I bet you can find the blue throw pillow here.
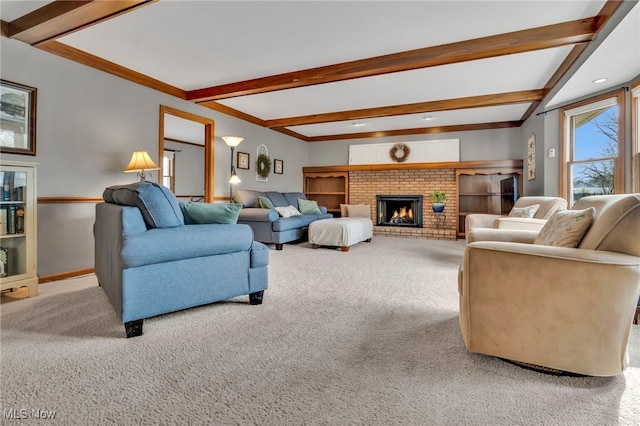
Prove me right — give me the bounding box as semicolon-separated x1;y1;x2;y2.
179;202;243;224
103;182;184;228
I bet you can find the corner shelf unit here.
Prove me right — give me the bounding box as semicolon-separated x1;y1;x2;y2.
0;161;38;297
456;168;523;238
303;171;348;216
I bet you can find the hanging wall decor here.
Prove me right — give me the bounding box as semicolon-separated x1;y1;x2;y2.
389;143;410;162
256;144;270;182
527;133;536;181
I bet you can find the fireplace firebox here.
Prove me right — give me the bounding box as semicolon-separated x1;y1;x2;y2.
376;195;423;228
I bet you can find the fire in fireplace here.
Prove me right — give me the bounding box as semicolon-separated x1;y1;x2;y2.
376;195;423;227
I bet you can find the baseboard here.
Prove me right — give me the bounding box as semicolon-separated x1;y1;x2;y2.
39;268;95;284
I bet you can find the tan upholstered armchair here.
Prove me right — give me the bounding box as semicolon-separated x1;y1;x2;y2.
466;196;567;237
459;194;640;376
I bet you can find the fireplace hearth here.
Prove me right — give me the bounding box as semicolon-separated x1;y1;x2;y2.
376;195;423;228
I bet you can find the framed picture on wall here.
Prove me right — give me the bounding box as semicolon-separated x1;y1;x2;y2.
527;133;536;181
274;159;283;174
0;80;37;156
237;152;250;170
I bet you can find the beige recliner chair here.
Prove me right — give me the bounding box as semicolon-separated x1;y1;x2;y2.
466;196;567;237
459;194;640;376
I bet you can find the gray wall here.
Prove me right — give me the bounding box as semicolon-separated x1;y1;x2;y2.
1;37;309;277
307;127;524;166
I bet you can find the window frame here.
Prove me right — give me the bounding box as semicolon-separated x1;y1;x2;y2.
559;90;625;203
631;80;640;193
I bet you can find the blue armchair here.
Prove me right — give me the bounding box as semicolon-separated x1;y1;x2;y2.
94;182;268;338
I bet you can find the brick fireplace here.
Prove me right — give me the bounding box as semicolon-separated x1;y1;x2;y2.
348;169;457;240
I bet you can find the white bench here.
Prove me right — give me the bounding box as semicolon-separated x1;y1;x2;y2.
308;217;373;251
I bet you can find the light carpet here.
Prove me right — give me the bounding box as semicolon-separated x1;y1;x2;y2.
1;236;639;425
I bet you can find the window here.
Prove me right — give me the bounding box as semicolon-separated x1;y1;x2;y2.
560;91;624;205
163;150;176;192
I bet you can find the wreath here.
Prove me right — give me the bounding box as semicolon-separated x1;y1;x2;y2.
389;143;411;162
256;154;271;178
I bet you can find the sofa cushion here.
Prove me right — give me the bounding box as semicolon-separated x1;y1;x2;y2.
298;198;322;215
120;223;253;268
284;192;307;208
179;202;242;224
534;207;595;248
233;190;265;208
264;191;289;207
508;204;539;218
258;196;276;210
272;216;307;232
103;182;184;229
275;205;302;218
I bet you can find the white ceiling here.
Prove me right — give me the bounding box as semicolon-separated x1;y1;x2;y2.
2;0;638;141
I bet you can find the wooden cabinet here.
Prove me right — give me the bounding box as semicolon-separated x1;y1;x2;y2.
0;161;38;297
457;168;523;238
303;171;348;216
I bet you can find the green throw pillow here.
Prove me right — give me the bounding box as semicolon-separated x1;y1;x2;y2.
298;198;322;215
179;202;242;224
258;196;276;210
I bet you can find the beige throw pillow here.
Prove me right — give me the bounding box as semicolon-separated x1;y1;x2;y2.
534;207;595;248
346;204;370;218
340;203;367;217
509;204;540;218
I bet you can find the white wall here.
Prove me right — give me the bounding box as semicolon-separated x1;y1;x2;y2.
307;127;523;166
1;37;309;277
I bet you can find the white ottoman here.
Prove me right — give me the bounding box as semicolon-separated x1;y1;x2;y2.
309;217;373;251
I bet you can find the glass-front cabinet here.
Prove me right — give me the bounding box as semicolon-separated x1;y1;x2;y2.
0;161;37;297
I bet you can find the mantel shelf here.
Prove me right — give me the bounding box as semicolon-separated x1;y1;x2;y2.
303;159;523;173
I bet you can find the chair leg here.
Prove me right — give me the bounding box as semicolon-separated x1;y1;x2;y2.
275;244;283;250
249;291;264;305
125;319;144;338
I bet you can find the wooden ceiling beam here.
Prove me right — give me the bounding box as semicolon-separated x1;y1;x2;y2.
302;121;523;143
186;18;597;102
7;0;157;46
265;90;544;128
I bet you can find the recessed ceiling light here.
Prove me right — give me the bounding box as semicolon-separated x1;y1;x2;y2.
351;122;366;127
592;78;608;84
422;115;435;121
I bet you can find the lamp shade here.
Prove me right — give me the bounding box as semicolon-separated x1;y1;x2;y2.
124;151;160;173
229;172;241;184
222;136;243;147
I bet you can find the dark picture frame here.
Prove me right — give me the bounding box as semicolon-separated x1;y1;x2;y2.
274;159;283;174
237;152;250;170
0;80;37;156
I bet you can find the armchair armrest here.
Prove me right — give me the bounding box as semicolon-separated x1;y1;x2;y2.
466;213;502;230
460;241;640;376
237;208;279;222
466;228;539;244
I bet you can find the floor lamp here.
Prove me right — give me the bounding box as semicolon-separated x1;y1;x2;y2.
222;136;243;202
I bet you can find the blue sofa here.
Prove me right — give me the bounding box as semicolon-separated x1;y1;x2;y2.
233;190;333;250
94;182;269;338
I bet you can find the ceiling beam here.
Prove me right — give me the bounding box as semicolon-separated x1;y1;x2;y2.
186;18;597;102
519;0;624;123
7;0;157;46
199;101;311;141
264;90;544;128
302;121;522;143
